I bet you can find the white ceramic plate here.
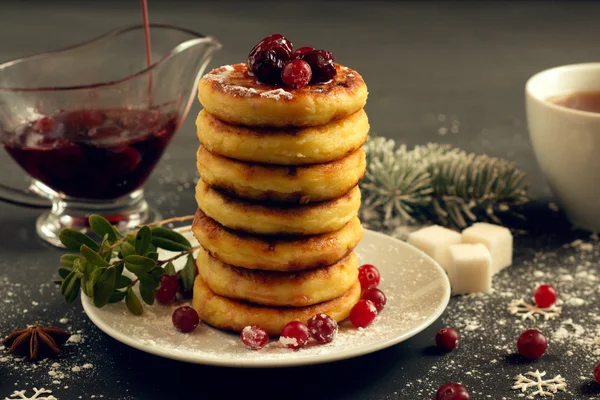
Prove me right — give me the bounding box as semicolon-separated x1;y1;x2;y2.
82;228;450;367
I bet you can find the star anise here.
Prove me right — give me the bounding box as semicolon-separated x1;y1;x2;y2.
2;324;71;361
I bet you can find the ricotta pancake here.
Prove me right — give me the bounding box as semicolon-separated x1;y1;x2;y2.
195;180;361;235
197;63;368;127
197;145;366;203
192;276;361;336
195;108;369;165
192;209;363;271
196;247;358;307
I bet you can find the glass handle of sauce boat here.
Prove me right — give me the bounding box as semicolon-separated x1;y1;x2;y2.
0;182;50;208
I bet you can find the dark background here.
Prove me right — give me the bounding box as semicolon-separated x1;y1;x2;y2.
1;1;599;399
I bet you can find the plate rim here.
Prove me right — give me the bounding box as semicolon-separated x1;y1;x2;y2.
81;228;451;368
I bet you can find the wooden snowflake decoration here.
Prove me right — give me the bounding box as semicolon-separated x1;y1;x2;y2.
4;388;57;400
512;370;567;398
508;299;561;321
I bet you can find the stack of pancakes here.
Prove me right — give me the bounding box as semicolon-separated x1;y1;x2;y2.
191;63;369;335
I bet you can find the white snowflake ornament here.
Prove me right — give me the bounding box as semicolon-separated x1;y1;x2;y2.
508;299;561;321
512;370;567;398
4;388;57;400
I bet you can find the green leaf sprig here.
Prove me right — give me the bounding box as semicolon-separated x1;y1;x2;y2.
55;214;198;315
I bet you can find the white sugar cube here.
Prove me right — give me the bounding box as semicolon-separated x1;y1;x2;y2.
449;243;492;295
407;225;462;276
461;222;513;273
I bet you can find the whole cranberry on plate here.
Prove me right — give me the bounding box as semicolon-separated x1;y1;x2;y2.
517;329;547;359
349;299;378;328
361;287;387;312
247;34;293;84
358;264;381;290
307;313;338;344
280;321;310;350
172;306;200;333
241;325;269;350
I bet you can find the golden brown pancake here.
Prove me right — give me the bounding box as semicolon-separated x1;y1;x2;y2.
197;145;366;203
196;247;358;307
192;276;361;335
195;179;361;235
195;109;369;165
197;63;368;127
192;209;363;271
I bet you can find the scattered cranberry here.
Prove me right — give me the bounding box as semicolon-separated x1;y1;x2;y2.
594;361;600;384
435;383;471;400
358;264;381;290
155;274;180;304
292;46;315;59
307;314;338;344
534;284;557;308
361;288;386;312
281;59;312;89
172;306;200;333
280;321;310;350
298;50;336;83
435;328;460;351
247;34;293;84
349;299;378;328
517;329;548;359
241;325;269;350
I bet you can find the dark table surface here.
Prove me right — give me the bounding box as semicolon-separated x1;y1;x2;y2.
1;1;600;399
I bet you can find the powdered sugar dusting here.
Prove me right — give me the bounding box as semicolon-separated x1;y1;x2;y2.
202;65;294;100
259;89;293;100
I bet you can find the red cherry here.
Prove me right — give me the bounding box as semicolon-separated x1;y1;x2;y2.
172;306;200;333
436;383;471;400
435;328;460;351
280;321;310;350
155;274;179;304
517;329;548;359
349;299;377;328
307;314;338;344
247;34;293;84
281;60;312;89
534;285;557;308
293;46;315;59
298;50;336;83
594;361;600;384
358;264;381;290
361;288;386;312
241;325;269;350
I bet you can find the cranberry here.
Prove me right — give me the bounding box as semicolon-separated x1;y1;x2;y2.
241;325;269;350
349;299;378;328
361;288;386;312
281;60;312;89
594;361;600;384
172;306;200;333
436;383;471;400
280;321;310;350
299;50;336;83
247;34;293;84
293;46;315;59
155;274;180;304
534;284;557;308
358;264;381;290
435;328;460;351
307;314;338;344
517;329;548;359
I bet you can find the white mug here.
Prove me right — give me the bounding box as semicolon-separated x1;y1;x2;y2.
526;63;600;232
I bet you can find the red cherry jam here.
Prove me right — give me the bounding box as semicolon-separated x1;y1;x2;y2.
247;34;293;84
1;108;177;200
299;50;336;83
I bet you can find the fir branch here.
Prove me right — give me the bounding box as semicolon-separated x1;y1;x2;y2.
361;138;529;228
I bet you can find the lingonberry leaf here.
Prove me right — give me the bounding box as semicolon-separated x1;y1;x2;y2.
65;279;80;304
151;227;191;251
60;271;77;297
146;251;159;262
119;242;136;259
59;229;99;252
93;267;116;308
124;255;156;276
80;244;110;267
164;261;177;276
59;254;80;268
108;290;127;304
58;267;71;280
115;275;132;289
89;214;117;242
139;275;156;306
125;287;143;316
135;226;152;255
179;254;196;293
